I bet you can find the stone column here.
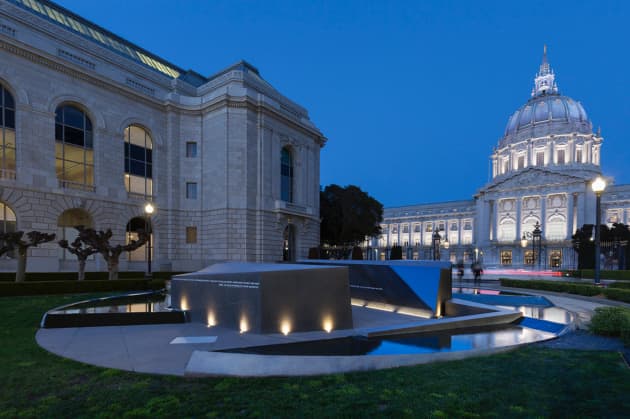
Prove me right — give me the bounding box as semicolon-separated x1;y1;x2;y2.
516;198;522;241
541;193;547;238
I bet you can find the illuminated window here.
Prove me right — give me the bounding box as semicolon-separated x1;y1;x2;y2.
186;141;197;158
126;217;151;262
0;202;16;258
402;225;409;233
124;125;152;197
500;250;512;265
524;250;534;265
185;226;197;244
517;155;525;169
413;224;421;233
186;182;197;199
58;209;93;260
0;85;15;178
281;147;293;202
557;149;565;164
498;219;516;242
55;104;93;190
536;151;545;166
576;148;582;163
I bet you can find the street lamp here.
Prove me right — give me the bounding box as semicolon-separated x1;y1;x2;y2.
432;230;441;260
592;176;607;284
532;221;542;270
144;202;155;278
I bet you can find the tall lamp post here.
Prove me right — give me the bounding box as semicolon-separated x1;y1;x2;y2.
432;230;441;260
532;221;542;270
144;202;155;278
592;176;607;284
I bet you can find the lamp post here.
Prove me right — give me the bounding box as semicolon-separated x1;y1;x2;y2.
532;222;542;270
432;230;441;260
592;176;607;284
144;202;155;278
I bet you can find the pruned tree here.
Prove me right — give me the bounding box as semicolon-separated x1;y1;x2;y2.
77;227;148;280
58;226;100;281
0;231;56;282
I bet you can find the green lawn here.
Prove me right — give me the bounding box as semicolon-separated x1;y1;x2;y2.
1;294;629;418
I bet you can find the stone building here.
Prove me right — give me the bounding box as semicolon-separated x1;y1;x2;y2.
0;0;326;272
377;48;630;269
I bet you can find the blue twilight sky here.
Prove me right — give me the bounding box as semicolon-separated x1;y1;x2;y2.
53;0;630;208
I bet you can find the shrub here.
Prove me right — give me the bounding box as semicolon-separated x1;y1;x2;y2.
0;279;165;297
603;288;630;303
588;306;630;340
610;281;630;290
351;246;363;260
390;245;402;260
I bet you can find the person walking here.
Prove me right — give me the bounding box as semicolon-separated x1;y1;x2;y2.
471;262;483;283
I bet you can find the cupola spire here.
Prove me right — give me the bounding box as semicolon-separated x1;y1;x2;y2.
532;45;558;97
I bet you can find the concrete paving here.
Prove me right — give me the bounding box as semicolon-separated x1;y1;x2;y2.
35;287;629;377
36;306;421;376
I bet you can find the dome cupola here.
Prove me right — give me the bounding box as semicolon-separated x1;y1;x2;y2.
490;47;602;180
501;46;592;144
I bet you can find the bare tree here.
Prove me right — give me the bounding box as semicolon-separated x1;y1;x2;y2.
77;227;148;280
0;231;56;282
58;226;100;281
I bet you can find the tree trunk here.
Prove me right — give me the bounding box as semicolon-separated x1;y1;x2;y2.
108;258;119;280
78;258;86;281
16;248;27;282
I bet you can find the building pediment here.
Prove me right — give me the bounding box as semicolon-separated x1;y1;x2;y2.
479;168;591;195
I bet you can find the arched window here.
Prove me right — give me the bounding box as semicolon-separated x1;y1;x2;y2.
0;202;16;258
498;218;516;242
126;217;151;261
280;147;293;202
124;125;153;197
55;104;94;190
57;209;93;260
546;214;566;241
0;85;15;179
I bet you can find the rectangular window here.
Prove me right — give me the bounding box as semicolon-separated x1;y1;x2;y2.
186;142;197;158
518;155;525;169
186;226;197;244
500;250;513;265
186;182;197;199
557;149;565;164
536;151;545;166
576;148;582;163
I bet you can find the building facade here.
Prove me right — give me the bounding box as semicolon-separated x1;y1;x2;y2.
0;0;326;272
378;48;630;269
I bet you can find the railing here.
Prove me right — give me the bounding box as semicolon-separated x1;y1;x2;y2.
0;169;16;180
58;180;95;192
274;200;314;216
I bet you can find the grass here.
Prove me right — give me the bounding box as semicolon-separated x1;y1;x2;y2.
1;294;630;418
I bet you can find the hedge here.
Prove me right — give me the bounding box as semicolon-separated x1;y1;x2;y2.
0;279;166;297
499;279;601;296
0;271;187;282
603;288;630;303
499;278;630;303
610;281;630;290
564;270;630;280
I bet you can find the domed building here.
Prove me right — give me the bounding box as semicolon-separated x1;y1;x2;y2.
378;48;630;269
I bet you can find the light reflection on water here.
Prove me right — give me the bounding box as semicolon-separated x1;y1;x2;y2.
370;326;554;355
